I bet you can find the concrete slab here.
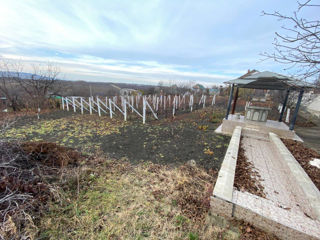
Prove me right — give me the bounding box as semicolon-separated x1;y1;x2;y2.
218;114;303;141
213;126;242;202
269;132;320;221
211;127;320;239
232;190;320;240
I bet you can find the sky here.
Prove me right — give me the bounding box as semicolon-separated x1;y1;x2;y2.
0;0;318;86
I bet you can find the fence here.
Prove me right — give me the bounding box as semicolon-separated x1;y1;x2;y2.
61;93;218;124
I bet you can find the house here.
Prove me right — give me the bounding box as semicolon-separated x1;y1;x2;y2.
209;88;220;95
111;84;142;96
192;84;206;93
120;88;142;96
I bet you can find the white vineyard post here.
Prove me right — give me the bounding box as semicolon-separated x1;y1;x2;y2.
80;97;84;114
199;94;203;106
72;97;76;112
89;97;92;115
66;97;69;111
172;97;175;116
190;95;193;112
136;95;139;109
131;95;134;112
164;95;166;110
212;94;216;106
153;95;156;109
168;95;171;108
160;95;163;109
62;97;65;110
105;97;108;108
203;95;206;108
156;97;159;112
123;98;127;121
97;96;101;117
286;108;290;123
113;96;116;111
143;96;146;124
109;98;113;119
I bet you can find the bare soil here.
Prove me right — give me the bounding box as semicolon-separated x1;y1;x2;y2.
4;108;230;172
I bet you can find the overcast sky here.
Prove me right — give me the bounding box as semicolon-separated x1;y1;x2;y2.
0;0;318;86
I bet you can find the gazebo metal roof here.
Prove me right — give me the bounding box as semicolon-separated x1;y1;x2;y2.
224;71;315;90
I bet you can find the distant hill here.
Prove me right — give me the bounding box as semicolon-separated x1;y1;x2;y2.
0;71;43;79
1;71;171;97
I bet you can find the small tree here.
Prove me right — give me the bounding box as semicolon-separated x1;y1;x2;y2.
262;0;320;80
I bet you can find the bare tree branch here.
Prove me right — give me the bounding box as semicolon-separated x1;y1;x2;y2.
261;0;320;82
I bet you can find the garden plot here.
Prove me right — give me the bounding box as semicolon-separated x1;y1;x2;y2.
3;108;229;171
1;108;281;240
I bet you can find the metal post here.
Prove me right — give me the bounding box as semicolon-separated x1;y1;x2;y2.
279;89;290;122
225;84;234;120
143;97;146;124
231;87;239;114
289;88;304;130
109;98;113;119
97;96;101;117
62;97;65;110
66;97;69;111
89;97;92;115
123;98;127;121
72;97;76;112
80;97;84;114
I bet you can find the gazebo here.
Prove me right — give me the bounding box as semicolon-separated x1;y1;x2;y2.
219;70;315;138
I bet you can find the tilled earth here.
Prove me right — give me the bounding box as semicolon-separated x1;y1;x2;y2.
103;119;230;171
4;108;230;171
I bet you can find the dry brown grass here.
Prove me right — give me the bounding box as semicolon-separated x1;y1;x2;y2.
37;157;243;240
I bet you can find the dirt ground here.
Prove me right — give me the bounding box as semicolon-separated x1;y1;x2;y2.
102;117;229;171
1;107;280;240
4;108;230;171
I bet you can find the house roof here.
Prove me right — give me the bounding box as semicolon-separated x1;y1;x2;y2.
224;70;316;90
193;84;205;90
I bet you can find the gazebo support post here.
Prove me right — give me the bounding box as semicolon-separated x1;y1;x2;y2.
279;89;290;122
289;88;304;131
225;84;234;120
231;87;239;114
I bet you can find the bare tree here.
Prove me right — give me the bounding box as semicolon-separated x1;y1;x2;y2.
262;0;320;80
16;62;60;110
0;59;24;111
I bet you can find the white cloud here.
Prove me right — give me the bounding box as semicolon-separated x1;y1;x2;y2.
0;0;312;84
1;53;234;85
